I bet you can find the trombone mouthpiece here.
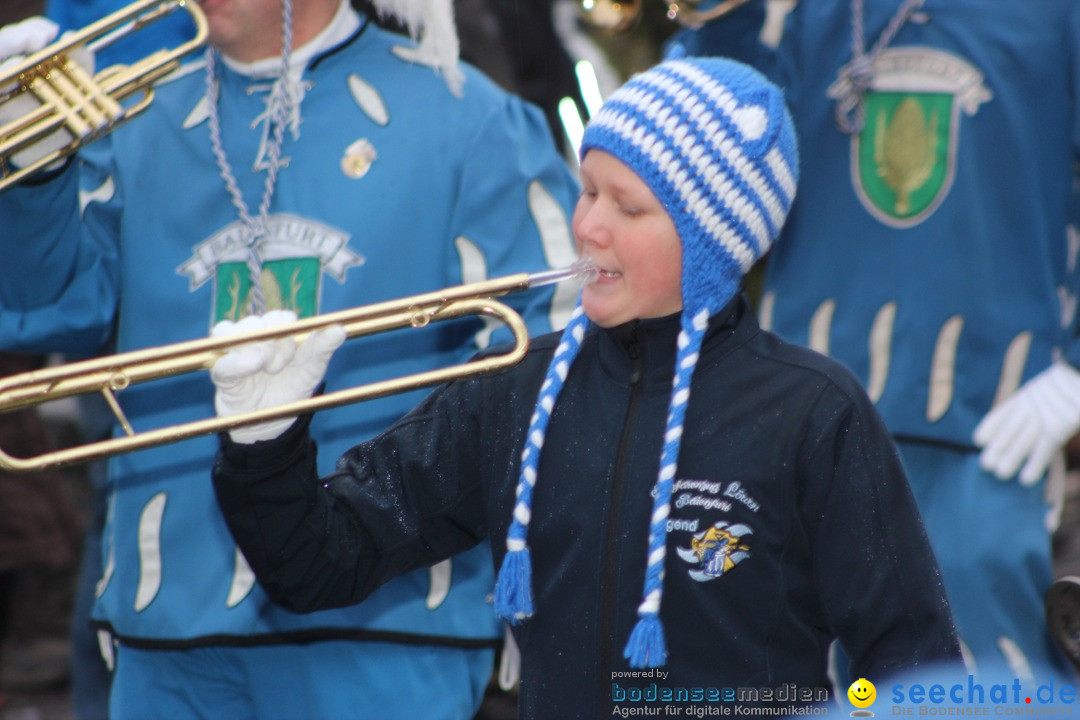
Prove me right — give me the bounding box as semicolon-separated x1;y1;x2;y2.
526;257;599;288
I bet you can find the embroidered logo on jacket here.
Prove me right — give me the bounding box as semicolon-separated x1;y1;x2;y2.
676;521;753;582
177;213;364;322
827;47;992;228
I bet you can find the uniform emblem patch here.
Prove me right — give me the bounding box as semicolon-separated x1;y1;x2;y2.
828;47;992;228
676;521;753;582
177;213;364;323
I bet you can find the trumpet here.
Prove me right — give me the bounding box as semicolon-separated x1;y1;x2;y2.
0;261;597;473
0;0;208;192
579;0;753;32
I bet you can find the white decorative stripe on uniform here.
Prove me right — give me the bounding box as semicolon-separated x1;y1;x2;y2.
347;73;389;126
1068;224;1080;275
992;331;1032;408
1058;285;1077;332
499;626;521;691
426;559;451;610
97;630;115;671
182;95;211;129
527;180;578;331
79;177;115;216
758;291;775;332
95;492;116;599
997;636;1033;684
927;315;964;423
134;492;167;612
226;547;256;608
454;236;497;350
809;299;836;356
959;639;977;674
867;302;897;403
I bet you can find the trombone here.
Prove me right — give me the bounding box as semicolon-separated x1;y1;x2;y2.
0;262;596;473
0;0;208;191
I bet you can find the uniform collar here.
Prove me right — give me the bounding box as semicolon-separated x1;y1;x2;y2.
220;0;362;79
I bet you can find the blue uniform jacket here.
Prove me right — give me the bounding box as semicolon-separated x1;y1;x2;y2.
0;4;579;646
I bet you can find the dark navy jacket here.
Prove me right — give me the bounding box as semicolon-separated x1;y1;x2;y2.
213;295;960;718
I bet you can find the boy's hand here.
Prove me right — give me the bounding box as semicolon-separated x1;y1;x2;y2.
973;362;1080;485
210;310;346;444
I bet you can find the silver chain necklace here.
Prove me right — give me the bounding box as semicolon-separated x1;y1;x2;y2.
835;0;926;134
204;0;296;315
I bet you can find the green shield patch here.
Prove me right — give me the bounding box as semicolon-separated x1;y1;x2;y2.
214;257;322;323
856;91;954;226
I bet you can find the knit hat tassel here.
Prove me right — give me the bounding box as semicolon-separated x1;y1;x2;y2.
494;546;535;623
495;304;589;625
624;612;668;669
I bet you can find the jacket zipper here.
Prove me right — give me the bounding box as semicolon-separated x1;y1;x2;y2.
598;323;645;714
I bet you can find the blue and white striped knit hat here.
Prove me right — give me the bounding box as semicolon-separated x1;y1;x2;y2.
494;57;798;668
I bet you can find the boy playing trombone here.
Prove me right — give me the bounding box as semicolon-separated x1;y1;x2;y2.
210;56;961;717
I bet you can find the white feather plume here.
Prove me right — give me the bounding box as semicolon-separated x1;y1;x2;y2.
368;0;463;95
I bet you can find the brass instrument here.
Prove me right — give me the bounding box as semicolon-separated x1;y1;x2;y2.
579;0;753;32
0;0;209;191
0;263;596;473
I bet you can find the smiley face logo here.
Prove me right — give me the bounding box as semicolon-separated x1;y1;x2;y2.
847;678;877;715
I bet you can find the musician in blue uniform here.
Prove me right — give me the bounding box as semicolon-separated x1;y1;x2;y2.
667;0;1080;676
0;0;579;717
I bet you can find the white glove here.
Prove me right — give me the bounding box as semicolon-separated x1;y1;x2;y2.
973;361;1080;486
0;16;95;171
210;310;346;444
0;16;58;60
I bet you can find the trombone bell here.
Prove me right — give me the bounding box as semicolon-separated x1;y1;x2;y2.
0;0;208;192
